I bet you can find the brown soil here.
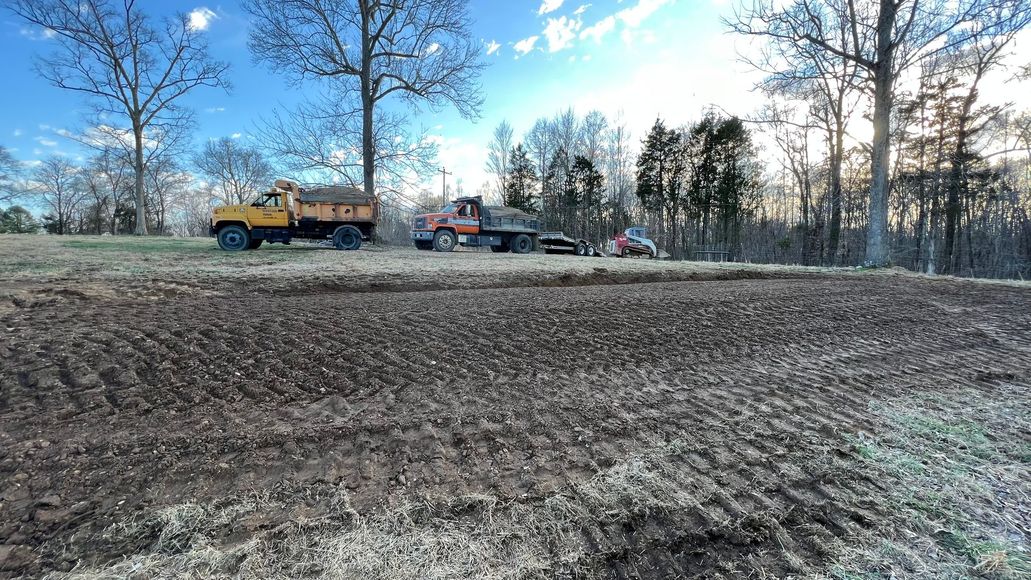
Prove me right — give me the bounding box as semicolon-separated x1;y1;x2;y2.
1;242;1029;578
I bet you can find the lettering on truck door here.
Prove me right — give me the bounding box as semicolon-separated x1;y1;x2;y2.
452;203;480;234
247;193;288;227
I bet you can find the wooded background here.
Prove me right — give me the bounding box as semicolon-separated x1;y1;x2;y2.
1;0;1029;280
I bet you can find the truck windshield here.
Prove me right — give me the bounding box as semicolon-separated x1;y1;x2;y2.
439;203;458;214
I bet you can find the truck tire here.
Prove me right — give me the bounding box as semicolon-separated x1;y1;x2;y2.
248;239;264;250
217;225;250;252
575;242;587;256
587;244;597;257
510;234;533;254
333;225;362;251
433;229;457;252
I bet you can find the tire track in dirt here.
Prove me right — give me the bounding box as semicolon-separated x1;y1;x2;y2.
1;276;1030;577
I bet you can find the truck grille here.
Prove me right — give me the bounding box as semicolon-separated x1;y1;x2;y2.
414;217;427;229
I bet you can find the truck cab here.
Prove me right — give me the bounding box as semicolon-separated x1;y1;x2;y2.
411;197;540;254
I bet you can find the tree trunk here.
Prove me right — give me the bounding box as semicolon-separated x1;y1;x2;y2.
133;122;148;235
827;124;844;266
865;0;896;267
361;5;376;202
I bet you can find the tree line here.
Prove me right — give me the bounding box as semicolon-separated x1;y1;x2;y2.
2;0;1030;279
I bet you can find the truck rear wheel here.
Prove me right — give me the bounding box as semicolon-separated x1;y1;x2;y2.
510;234;533;254
217;225;250;252
433;229;457;252
333;225;362;251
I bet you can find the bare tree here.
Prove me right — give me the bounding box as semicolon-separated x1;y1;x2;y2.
581;110;609;166
605;114;634;217
11;0;230;235
526;117;556;222
243;0;485;201
32;156;84;235
940;5;1031;273
193;138;274;205
257;98;437;192
146;154;193;234
0;146;23;203
730;0;1029;266
486;120;514;202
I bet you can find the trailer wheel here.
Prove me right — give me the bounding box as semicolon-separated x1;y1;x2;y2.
575;242;587;256
433;229;457;252
587;244;597;257
248;239;264;250
217;225;250;252
333;225;362;251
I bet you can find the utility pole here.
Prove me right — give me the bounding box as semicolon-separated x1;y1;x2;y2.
439;167;453;209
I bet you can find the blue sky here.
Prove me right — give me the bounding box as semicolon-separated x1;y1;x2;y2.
1;0;771;196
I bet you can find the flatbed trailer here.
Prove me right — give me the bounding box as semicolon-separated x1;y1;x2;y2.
539;232;602;257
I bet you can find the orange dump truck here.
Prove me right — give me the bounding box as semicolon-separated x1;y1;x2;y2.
410;196;540;253
210;179;378;251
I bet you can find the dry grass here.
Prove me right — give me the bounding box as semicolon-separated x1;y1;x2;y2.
46;440;752;579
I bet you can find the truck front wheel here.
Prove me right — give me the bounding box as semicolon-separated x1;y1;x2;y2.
217;225;250;251
510;234;533;254
333;225;362;251
433;230;457;252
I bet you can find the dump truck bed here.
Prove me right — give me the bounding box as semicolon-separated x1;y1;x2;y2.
481;206;539;233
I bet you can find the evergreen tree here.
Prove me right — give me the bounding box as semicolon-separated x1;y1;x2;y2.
503;144;539;214
568;155;605;239
636;118;687;257
0;206;40;234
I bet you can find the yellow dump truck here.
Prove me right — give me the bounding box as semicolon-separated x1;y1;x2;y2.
210;179;378;251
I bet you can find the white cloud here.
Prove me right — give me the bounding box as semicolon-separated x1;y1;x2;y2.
618;0;672;28
513;36;539;56
19;27;56;40
543;16;581;52
538;0;564;16
34;136;57;147
188;7;217;32
575;4;592;15
424;42;441;56
12;129;22;137
486;40;501;55
231;132;242;139
580;15;616;43
205;106;226;113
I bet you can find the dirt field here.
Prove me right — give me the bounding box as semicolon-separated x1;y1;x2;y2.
1;235;1029;579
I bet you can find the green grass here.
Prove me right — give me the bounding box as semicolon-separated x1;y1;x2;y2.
834;392;1030;579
